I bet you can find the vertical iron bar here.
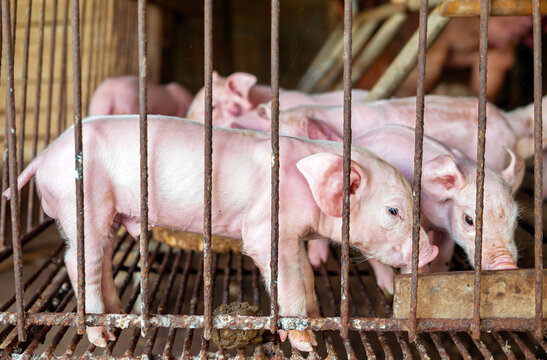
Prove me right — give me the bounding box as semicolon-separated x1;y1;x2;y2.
2;0;25;342
0;4;5;249
472;0;489;340
340;0;352;340
70;0;85;336
84;0;97;116
270;0;280;336
533;0;543;340
203;0;213;341
38;0;58;224
43;0;58;148
91;0;104;102
56;0;69;137
17;0;32;176
409;0;428;343
25;0;45;233
138;0;150;338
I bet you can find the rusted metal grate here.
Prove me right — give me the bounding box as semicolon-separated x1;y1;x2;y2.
0;0;545;358
0;231;545;358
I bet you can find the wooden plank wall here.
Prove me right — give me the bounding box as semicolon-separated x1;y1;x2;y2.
0;0;163;164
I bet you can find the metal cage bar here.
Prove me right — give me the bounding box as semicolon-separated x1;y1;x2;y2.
25;0;45;233
533;0;544;341
56;0;70;137
409;0;429;344
203;0;214;341
138;0;150;339
269;0;280;336
17;0;32;176
340;0;353;341
472;0;490;340
2;0;25;342
70;0;85;336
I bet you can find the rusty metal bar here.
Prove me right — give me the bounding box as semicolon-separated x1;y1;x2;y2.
408;0;428;344
203;0;213;342
269;0;280;337
17;0;32;176
137;0;150;340
2;0;25;343
56;0;69;137
0;3;6;250
472;0;489;340
450;332;472;360
70;0;85;336
0;242;64;312
340;0;352;341
84;0;97;116
533;0;544;341
94;0;106;89
39;0;59;223
25;0;45;233
439;0;547;16
42;0;58;149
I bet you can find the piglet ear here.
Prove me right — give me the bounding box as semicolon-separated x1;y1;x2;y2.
296;153;365;218
256;103;271;119
302;117;341;141
501;147;525;194
225;72;257;99
422;154;465;200
212;71;221;82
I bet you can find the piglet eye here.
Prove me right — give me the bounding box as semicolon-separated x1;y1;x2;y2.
387;207;398;216
464;214;474;226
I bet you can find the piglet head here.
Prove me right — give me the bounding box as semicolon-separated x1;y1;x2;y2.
186;71;257;126
296;152;438;269
422;154;519;270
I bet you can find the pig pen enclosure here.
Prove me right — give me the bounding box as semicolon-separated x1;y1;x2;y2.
0;0;547;358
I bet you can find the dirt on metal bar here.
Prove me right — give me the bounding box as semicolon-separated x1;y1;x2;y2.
533;0;544;341
472;0;489;341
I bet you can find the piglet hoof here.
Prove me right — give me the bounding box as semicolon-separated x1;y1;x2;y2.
288;330;316;352
87;326;116;347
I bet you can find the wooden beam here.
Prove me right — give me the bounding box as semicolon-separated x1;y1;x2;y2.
439;0;547;17
393;269;547;319
392;0;444;12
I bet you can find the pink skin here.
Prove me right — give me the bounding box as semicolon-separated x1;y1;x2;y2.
186;71;369;129
5;116;437;351
292;123;521;293
505;95;547;159
268;95;520;178
88;76;193;117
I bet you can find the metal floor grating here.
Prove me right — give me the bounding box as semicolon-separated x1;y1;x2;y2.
0;229;545;359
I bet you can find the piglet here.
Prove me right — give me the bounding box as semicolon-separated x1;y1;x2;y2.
186;71;369;129
5;116;437;351
262;95;520;182
89;76;193;117
291;123;521;293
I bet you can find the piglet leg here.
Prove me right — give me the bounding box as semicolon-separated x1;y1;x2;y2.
368;259;395;295
428;229;454;272
244;227;316;352
307;239;329;269
58;203;117;347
